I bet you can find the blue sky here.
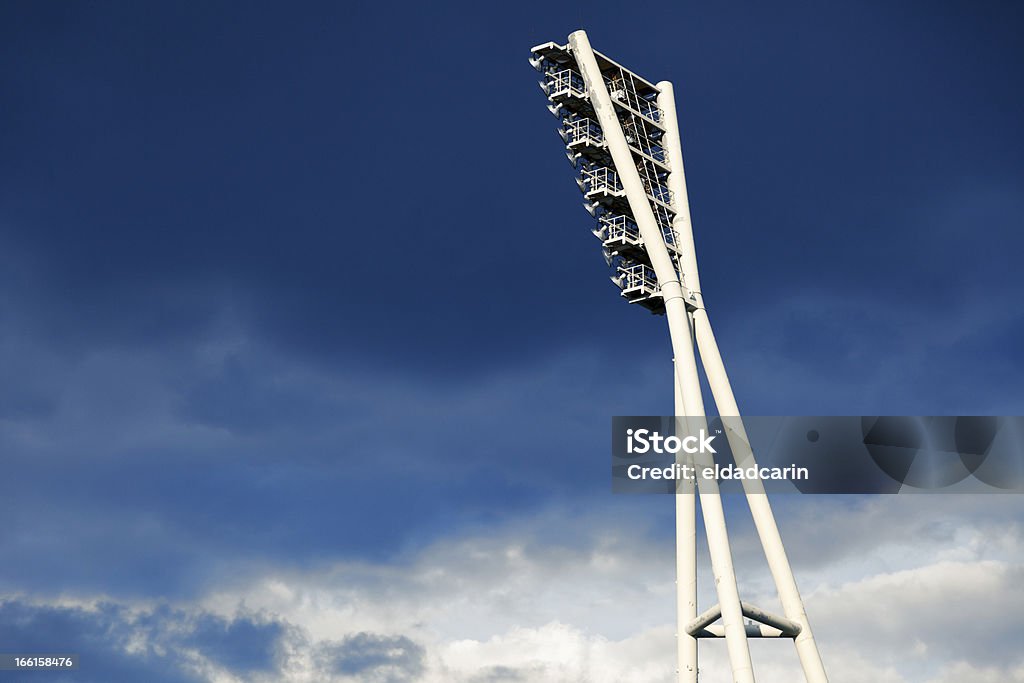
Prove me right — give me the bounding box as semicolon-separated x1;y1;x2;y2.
1;2;1022;681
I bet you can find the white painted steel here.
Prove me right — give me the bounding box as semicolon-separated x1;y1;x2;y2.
656;82;702;309
691;315;829;683
666;80;699;683
533;32;830;683
684;600;800;637
658;70;830;683
686;602;726;636
567;30;755;683
739;601;802;637
674;367;697;683
698;624;788;639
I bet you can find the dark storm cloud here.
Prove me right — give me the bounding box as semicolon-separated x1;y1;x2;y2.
0;2;626;376
183;612;284;673
0;335;670;598
0;599;285;682
2;2;1016;376
0;596;437;682
315;632;425;681
468;666;530;682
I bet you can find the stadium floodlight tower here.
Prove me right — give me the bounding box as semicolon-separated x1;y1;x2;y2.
530;31;829;683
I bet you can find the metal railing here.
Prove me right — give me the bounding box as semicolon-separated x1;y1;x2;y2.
646;181;673;206
605;71;661;123
618;262;659;291
600;214;641;243
633;158;673;207
564;116;604;146
546;66;661;124
601;210;679;255
546;69;588;99
581;165;621;195
623;117;668;163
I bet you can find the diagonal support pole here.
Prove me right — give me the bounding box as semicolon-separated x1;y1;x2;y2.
692;314;829;682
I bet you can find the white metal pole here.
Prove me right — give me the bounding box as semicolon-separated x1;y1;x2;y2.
656;77;829;683
663;80;700;683
666;313;753;683
567;30;755;683
691;314;829;683
655;82;703;310
674;366;698;683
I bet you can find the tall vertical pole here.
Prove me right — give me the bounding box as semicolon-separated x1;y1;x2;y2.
674;367;698;683
661;81;701;683
656;82;703;311
658;77;829;683
568;30;755;683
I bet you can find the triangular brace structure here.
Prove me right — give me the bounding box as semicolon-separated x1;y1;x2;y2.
530;30;829;683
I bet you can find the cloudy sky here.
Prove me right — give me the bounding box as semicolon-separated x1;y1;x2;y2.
1;1;1022;681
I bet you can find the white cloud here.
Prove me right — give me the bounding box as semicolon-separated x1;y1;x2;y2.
175;496;1024;683
924;661;1024;683
2;494;1021;682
